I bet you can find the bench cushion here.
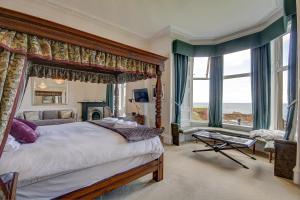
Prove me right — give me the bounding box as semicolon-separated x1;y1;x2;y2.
24;111;41;121
179;127;199;134
264;141;275;152
179;126;249;138
43;110;59;120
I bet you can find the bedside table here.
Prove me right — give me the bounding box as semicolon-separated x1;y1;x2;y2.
0;172;18;200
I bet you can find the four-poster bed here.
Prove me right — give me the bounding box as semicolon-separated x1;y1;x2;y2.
0;7;167;199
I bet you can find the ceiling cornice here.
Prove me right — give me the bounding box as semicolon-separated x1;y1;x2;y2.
29;0;284;46
41;0;147;40
190;7;284;45
148;1;284;44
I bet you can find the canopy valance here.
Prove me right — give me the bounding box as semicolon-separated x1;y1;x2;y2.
29;64;116;84
0;28;157;80
28;63;152;84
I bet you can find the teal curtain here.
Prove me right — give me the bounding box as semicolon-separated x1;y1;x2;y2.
284;0;296;16
251;43;271;130
174;53;189;124
106;84;114;111
208;56;223;127
284;15;297;140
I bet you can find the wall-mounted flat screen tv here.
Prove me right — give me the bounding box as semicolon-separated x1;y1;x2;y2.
133;88;149;103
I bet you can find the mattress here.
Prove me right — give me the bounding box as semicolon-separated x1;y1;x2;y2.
17;154;157;200
0;122;164;199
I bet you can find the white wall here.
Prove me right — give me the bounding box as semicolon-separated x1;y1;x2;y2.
125;34;173;143
294;0;300;185
126;80;154;126
19;78;107;120
0;0;150;51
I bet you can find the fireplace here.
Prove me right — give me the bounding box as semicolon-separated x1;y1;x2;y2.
88;107;103;120
79;101;106;121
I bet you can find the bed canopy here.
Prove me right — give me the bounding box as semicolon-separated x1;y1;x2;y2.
0;7;167;158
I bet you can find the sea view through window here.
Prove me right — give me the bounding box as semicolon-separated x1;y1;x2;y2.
192;50;253;127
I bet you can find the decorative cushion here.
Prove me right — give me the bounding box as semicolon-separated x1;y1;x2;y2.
24;111;40;121
15;118;37;130
10;119;39;143
249;129;284;140
59;110;72;119
43;110;58;120
264;141;275;152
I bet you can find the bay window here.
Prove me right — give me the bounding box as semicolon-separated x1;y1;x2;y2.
191;34;290;130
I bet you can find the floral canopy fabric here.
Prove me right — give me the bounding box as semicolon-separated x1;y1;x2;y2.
0;28;157;83
0;48;25;149
0;27;158;153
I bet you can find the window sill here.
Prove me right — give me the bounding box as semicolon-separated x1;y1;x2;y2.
222;123;252;132
188;121;252;137
190;121;252;131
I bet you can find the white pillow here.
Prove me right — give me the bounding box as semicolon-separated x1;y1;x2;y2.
102;117;119;123
114;120;137;128
4;135;20;152
250;129;284;141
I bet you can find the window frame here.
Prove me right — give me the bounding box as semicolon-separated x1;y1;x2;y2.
222;73;252;129
191;57;210;125
271;32;290;130
222;50;252;129
191;55;253;131
119;83;127;117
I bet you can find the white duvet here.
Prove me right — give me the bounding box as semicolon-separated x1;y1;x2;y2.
0;122;164;182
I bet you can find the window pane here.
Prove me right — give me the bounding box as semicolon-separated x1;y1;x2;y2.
223;77;252;126
192;80;209;122
283;33;290;67
282;70;288;122
224;49;251;76
193;57;209;78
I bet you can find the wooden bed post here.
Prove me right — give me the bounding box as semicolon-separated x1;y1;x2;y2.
153;154;164;182
155;65;163;128
114;83;119;117
153;64;164;182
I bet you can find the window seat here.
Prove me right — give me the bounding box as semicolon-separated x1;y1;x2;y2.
171;123;252;146
171;123;275;161
179;126;250;138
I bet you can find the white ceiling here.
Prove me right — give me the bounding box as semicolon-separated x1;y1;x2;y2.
45;0;283;42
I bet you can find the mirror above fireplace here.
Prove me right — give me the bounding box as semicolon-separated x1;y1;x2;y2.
32;78;68;105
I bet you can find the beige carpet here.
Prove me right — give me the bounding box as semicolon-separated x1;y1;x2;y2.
98;142;300;200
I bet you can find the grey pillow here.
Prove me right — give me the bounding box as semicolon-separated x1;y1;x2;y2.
24;111;40;121
59;110;72;119
43;110;59;120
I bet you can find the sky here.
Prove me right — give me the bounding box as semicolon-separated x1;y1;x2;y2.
193;49;252;103
193;35;290;104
